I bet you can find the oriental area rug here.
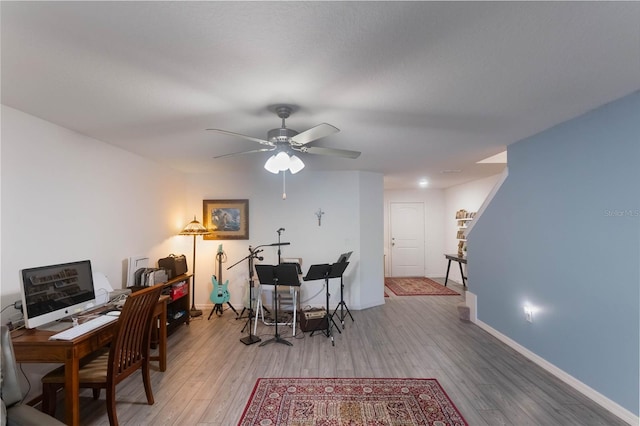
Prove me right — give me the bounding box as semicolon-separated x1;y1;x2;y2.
238;377;468;426
385;277;460;296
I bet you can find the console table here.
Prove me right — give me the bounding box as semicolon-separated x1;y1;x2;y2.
444;253;467;287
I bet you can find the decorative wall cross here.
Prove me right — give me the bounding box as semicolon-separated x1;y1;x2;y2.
315;208;325;226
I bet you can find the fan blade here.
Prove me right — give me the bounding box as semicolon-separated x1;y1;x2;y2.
207;129;273;146
290;123;339;146
214;148;275;159
300;146;361;159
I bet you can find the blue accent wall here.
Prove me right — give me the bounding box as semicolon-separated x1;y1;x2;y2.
468;92;639;415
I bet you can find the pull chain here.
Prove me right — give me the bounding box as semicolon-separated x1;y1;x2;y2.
282;171;287;200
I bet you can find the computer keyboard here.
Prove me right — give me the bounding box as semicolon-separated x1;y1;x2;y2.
49;315;118;340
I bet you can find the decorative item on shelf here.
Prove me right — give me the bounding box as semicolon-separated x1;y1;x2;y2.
455;209;475;257
158;254;188;279
179;216;212;318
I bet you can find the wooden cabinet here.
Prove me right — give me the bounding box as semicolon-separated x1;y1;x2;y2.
129;273;191;334
163;274;191;333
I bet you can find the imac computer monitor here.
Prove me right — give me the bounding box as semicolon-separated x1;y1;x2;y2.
20;260;97;329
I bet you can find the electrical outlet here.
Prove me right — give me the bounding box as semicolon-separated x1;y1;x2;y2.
525;309;533;323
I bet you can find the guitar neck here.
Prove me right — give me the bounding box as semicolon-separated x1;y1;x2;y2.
217;244;224;282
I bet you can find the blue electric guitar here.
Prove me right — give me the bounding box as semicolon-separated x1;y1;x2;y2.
210;244;231;305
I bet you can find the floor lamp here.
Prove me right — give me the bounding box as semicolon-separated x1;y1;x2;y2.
180;216;212;318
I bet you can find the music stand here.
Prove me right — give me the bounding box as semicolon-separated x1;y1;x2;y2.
331;257;354;327
303;263;346;346
336;251;353;264
255;263;300;347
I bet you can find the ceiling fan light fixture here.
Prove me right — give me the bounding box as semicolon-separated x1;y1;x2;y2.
264;154;280;174
289;155;305;174
274;151;291;171
264;151;306;175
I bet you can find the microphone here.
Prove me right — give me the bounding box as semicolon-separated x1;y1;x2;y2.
277;227;285;232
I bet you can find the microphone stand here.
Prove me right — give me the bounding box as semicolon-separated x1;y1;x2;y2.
276;228;284;264
228;245;265;345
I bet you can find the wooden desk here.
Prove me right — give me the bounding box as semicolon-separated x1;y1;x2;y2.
444;253;467;287
10;296;168;426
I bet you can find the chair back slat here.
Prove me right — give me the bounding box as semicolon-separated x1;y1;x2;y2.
107;285;163;383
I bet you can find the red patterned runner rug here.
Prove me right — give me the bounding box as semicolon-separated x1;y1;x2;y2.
238;377;468;426
385;277;460;296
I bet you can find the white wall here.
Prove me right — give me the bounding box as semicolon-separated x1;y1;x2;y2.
443;174;502;283
0;105;191;400
0;106;189;323
1;106;386;319
356;172;385;309
185;169;384;311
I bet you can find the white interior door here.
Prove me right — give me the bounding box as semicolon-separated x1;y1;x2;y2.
390;202;425;277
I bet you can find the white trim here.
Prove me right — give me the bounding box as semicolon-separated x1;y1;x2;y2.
475;319;639;425
465;291;477;323
354;299;385;310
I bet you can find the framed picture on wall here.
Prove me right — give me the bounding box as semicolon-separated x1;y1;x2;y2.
203;199;249;240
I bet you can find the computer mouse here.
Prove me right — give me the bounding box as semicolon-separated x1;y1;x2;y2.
106;311;121;317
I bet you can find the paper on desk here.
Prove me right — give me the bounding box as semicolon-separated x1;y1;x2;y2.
93;272;113;305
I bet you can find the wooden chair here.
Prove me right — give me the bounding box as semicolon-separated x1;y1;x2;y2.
41;284;164;426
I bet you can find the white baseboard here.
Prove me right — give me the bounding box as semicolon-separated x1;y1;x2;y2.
353;299;385;310
474;318;639;425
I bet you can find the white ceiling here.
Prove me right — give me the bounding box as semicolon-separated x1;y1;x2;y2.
2;2;639;189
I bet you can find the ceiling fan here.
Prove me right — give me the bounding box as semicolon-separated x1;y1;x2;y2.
207;105;361;164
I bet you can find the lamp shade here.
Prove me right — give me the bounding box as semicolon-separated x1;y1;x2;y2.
289;154;305;174
263;152;305;174
179;217;211;235
273;152;290;171
264;154;280;174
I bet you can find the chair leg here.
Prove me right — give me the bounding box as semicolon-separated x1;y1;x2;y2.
93;388;100;400
41;383;58;416
106;385;118;426
142;359;155;405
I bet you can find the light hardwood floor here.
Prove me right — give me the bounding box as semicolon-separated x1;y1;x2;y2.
49;279;626;425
